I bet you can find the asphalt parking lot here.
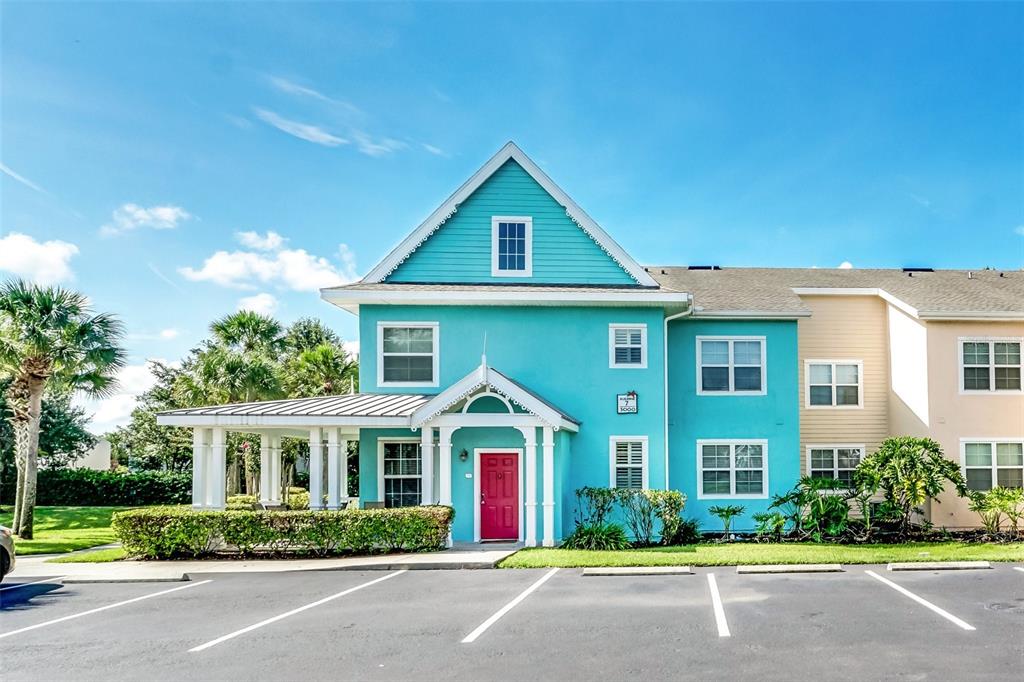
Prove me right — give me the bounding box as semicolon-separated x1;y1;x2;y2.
2;564;1023;681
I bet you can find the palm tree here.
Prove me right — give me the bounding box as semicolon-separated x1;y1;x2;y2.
0;280;125;538
188;311;286;404
283;343;358;397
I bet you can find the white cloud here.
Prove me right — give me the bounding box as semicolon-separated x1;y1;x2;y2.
160;328;180;339
1;162;48;194
342;340;360;359
101;203;192;237
838;261;854;269
421;143;447;157
0;232;79;284
75;360;178;434
127;327;182;341
266;75;362;115
236;230;286;251
353;132;407;157
1015;225;1024;237
237;292;278;315
179;232;358;292
254;108;348;147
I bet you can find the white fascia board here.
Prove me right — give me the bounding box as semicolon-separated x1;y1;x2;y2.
918;311;1024;321
156;414;412;428
690;310;811;319
484;367;563;428
791;287;920;319
321;288;691;309
409;365;487;426
360;141;658;286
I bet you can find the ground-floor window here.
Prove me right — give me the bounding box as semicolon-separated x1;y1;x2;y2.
697;439;768;498
963;440;1024;491
381;441;422;507
808;445;864;487
609;436;648;489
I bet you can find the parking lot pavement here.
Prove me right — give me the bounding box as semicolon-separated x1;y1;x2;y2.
1;564;1022;681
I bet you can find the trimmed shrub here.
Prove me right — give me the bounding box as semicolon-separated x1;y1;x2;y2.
664;517;702;546
561;523;631;551
226;494;260;511
112;505;455;559
285;487;309;510
0;468;191;506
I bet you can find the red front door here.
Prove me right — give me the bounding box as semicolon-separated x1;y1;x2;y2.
480;452;519;540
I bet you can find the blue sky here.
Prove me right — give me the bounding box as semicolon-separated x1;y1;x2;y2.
1;2;1022;432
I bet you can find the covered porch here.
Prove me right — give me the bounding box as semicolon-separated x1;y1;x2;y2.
156;362;578;547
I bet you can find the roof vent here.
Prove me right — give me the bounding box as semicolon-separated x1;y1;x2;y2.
902;267;934;273
687;265;721;271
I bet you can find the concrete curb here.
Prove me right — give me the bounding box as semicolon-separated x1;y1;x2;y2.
582;566;692;576
736;564;844;574
887;561;992;571
62;576;189;584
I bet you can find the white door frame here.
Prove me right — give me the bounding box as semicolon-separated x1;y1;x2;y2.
473;447;525;543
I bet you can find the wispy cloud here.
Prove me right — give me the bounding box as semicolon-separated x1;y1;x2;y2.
838;261;854;269
353;132;407;157
101;203;192;237
128;327;182;341
422;143;447;157
907;192;932;209
1;162;48;194
237;292;278;315
0;232;79;284
147;262;185;293
254;108;348;147
236;230;286;251
266;75;361;115
1015;225;1024;237
224;113;253;130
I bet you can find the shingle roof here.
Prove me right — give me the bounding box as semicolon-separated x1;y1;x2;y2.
648;267;1024;318
159;393;429;418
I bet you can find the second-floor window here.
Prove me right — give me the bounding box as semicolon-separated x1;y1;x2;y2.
609;324;647;368
806;360;863;408
491;216;532;276
697;337;766;395
960;339;1022;393
377;322;438;387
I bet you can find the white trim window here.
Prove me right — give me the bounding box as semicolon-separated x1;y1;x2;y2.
377;322;439;387
379;440;422;508
491;216;533;277
960;338;1022;393
697;337;766;395
808;445;865;487
609;436;648;489
806;360;863;408
609;324;647;369
697;439;768;499
962;439;1024;491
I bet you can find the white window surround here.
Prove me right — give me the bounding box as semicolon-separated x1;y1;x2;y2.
806;444;866;487
958;337;1023;394
609;323;648;369
696;439;769;499
696;336;767;396
376;438;422;508
804;359;864;409
960;438;1024;491
491;216;533;277
609;436;649;489
376;321;439;388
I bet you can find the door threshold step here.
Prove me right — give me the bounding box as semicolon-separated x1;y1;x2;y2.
736;564;844;574
887;561;991;571
582;566;692;576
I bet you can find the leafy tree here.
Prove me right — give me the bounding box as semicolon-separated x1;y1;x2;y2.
0;280;125;538
107;361;194;472
285;317;342;353
855;436;969;537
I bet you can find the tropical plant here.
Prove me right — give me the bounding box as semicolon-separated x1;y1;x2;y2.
0;280;125;538
969;487;1024;539
752;511;787;541
708;504;745;539
664;517;702;545
282;343;358;397
560;522;631;550
855;437;969;537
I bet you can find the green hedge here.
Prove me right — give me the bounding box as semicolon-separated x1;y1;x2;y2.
0;468;191;506
112;505;455;559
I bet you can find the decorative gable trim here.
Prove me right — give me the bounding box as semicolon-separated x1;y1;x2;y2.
363;141;658;287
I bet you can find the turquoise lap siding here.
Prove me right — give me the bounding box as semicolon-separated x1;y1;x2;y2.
667;319;800;533
386;159;637;285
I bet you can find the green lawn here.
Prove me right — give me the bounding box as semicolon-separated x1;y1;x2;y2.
0;506;133;555
499;542;1024;568
47;547;127;563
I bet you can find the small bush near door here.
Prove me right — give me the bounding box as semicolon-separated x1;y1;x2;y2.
112;505;455;559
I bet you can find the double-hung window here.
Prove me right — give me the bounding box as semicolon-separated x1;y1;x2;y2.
697;440;768;498
610;437;648;489
808;445;864;487
697;337;766;394
960;339;1022;393
379;441;422;508
609;324;647;368
491;216;532;276
806;360;863;408
377;322;439;387
963;440;1024;491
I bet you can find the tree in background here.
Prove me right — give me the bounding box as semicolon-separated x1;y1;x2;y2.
0;280;125;538
108;361;193;472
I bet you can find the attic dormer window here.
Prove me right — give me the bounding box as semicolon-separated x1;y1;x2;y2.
491;216;532;277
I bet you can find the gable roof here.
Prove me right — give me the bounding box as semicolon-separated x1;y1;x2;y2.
362;141;658;287
650;267;1024;320
156;393;429;427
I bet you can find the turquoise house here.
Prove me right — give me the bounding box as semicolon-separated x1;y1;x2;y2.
161;142;803;544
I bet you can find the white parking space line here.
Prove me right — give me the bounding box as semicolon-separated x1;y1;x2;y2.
190;570;406;652
1013;567;1024;573
0;580;212;640
706;573;731;637
865;570;975;631
0;576;66;593
461;568;559;644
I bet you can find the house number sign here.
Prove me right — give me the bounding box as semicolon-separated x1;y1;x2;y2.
617;391;638;414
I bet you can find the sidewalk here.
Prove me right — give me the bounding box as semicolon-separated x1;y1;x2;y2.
8;545;519;582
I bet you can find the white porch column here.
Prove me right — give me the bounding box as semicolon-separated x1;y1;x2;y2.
269;435;282;505
438;427;454;506
339;435;350;506
192;428;209;509
309;427;324;510
326;428;342;510
518;426;538;547
420;426;434;505
259;434;272;506
209;427;227;510
542;426;555;547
